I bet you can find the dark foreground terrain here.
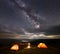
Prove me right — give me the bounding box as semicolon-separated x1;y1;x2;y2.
0;39;60;54
0;46;60;54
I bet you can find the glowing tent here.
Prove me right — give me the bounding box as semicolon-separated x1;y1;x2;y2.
26;43;31;49
10;44;19;51
37;43;48;48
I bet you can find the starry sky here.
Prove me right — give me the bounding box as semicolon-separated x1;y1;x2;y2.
0;0;60;38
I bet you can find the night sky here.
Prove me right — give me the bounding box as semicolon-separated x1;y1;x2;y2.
0;0;60;39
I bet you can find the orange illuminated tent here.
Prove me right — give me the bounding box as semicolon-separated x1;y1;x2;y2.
26;43;31;49
37;43;48;48
10;44;19;51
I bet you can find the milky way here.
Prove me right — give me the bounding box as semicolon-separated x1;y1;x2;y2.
0;0;60;39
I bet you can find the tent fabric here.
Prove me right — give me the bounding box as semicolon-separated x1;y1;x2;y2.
37;43;48;48
10;44;19;51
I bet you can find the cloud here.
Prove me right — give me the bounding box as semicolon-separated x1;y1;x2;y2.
0;24;25;34
0;32;60;39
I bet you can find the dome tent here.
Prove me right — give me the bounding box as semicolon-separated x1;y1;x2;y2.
37;43;48;48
